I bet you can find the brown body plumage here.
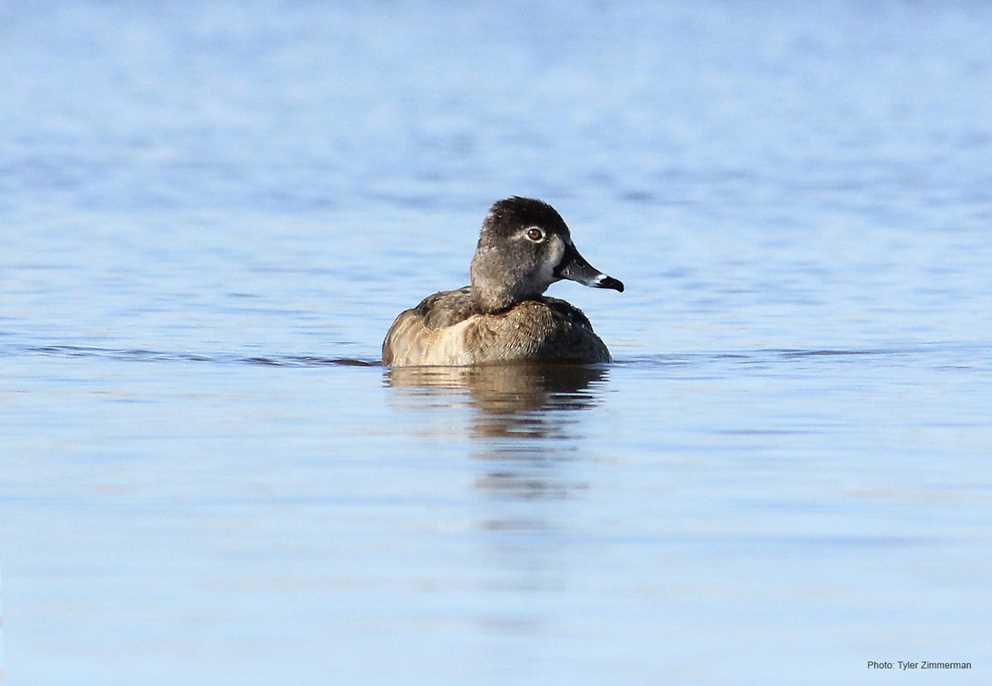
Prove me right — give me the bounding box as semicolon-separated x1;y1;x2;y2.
382;287;610;366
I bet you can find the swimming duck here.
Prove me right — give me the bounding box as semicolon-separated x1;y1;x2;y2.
382;197;623;367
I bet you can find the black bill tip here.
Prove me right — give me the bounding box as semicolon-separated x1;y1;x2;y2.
595;275;624;292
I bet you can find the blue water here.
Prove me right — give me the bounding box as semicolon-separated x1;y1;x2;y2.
2;2;991;684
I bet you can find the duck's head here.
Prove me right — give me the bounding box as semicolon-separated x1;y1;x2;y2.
470;196;624;313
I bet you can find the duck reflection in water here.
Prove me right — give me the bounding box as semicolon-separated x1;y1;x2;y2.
386;364;608;503
386;364;607;438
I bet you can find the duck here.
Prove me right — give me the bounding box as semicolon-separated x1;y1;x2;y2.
382;196;623;367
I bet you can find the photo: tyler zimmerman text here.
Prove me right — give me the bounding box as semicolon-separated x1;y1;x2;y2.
867;660;973;671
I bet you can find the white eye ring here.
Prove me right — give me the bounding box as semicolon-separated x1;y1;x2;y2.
525;227;545;242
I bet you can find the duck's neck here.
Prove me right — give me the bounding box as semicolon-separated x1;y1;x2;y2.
470;247;546;313
470;280;520;314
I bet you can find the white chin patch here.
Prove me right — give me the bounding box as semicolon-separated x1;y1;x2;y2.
541;236;565;284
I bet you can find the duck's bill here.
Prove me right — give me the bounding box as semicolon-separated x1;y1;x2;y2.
553;243;624;293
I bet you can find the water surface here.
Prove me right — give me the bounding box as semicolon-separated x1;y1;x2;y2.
2;2;991;684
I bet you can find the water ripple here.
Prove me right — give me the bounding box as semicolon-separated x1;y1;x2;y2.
5;344;379;368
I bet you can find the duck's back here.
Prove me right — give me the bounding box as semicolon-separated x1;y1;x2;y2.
382;287;610;367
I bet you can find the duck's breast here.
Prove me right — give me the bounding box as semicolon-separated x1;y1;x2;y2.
465;298;610;364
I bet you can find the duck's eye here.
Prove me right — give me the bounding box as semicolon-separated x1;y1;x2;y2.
526;227;544;242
